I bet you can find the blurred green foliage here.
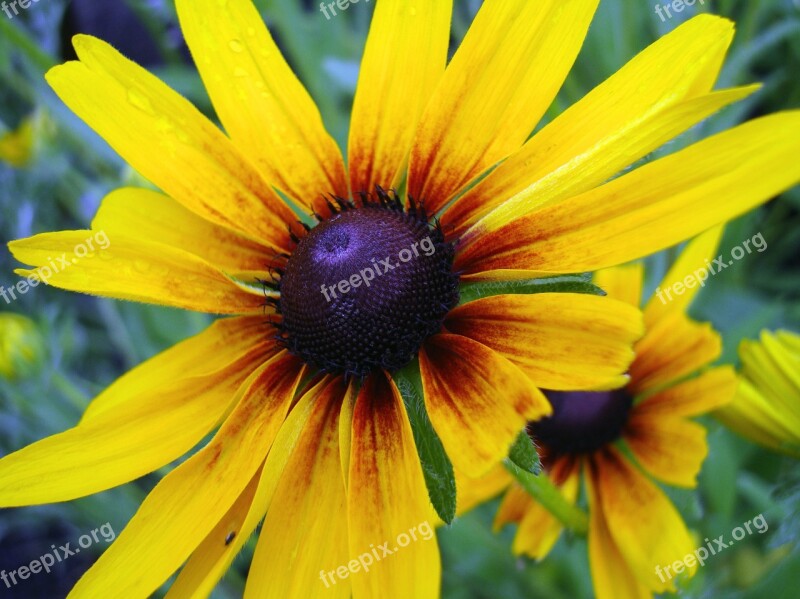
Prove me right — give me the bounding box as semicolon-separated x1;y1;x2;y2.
1;1;799;597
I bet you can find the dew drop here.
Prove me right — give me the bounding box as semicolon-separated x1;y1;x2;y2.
127;89;154;114
156;116;174;133
228;39;244;53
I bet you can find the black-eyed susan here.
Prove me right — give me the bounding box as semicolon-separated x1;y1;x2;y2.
716;330;800;457
1;1;800;597
490;227;739;599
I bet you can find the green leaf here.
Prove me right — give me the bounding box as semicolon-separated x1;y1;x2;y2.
394;362;457;525
458;274;605;305
508;429;542;475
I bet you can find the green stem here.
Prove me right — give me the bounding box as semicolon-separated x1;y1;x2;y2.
50;371;89;412
0;18;55;73
504;459;589;535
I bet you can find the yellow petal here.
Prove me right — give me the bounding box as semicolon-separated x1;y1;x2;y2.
625;414;708;488
92;187;274;275
776;329;800;353
585;465;651;599
244;377;350;599
419;334;551;477
512;459;579;559
347;372;440;599
493;484;532;530
408;0;599;213
455;463;512;517
47;35;297;249
780;329;800;354
348;0;451;193
339;379;357;489
69;352;305;598
593;263;644;308
592;448;696;593
166;469;261;599
82;316;272;421
8;231;266;314
168;376;345;599
740;330;800;418
0;317;273;506
445;294;643;390
715;378;800;457
446;15;747;235
630;310;720;394
644;225;724;327
635;366;737;418
455;112;800;277
176;0;348;212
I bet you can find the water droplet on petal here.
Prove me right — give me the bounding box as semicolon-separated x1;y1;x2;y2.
229;39;244;53
127;89;154;114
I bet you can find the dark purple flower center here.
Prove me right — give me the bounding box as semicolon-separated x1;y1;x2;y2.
528;389;633;456
275;195;459;377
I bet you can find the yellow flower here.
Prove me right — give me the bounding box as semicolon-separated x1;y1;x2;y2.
0;312;44;379
489;227;738;599
716;330;800;457
0;117;34;167
1;1;799;597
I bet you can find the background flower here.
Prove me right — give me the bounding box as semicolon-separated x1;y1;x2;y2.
716;329;800;457
485;228;738;599
0;312;44;380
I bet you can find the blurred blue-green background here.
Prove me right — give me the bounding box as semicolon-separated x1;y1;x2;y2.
1;0;799;597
